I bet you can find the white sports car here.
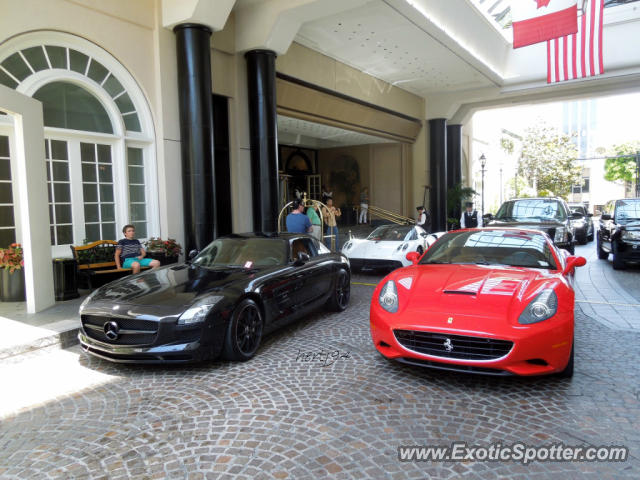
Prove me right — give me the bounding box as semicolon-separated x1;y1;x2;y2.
342;224;443;271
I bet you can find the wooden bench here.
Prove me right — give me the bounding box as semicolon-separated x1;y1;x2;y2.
70;240;150;289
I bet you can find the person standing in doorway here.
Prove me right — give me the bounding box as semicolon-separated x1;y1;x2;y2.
460;202;482;229
286;199;313;233
359;187;369;224
322;198;341;249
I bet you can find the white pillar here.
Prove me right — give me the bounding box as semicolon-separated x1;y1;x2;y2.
0;85;55;313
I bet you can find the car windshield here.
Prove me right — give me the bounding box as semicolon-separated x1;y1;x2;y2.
615;199;640;224
366;225;413;241
495;199;567;222
192;237;287;268
570;205;586;215
419;229;558;269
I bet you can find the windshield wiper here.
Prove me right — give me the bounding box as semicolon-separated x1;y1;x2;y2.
422;260;451;264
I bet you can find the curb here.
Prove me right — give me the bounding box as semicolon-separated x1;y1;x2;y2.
0;326;80;362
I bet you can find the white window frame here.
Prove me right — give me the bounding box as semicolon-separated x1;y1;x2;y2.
0;32;158;258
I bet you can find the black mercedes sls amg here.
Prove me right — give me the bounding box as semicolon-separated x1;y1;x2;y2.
78;233;350;363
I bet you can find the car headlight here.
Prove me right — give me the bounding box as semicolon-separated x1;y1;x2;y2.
554;227;568;243
622;231;640;241
343;241;353;251
378;280;399;313
395;243;409;252
518;289;558;324
177;296;224;325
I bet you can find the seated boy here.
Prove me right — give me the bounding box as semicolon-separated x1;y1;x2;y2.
115;224;161;274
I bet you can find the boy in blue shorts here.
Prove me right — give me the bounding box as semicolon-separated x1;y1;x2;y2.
115;224;161;274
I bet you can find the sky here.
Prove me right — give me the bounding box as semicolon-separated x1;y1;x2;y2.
473;91;640;151
469;90;640;212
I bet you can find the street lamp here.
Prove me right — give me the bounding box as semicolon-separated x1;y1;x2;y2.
480;154;487;215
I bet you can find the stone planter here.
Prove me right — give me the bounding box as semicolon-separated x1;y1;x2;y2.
1;268;26;302
146;251;179;265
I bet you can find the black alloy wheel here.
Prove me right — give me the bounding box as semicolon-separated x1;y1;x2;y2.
612;243;626;270
597;233;609;259
222;298;263;361
327;269;350;312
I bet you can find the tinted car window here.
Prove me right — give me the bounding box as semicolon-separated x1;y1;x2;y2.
495;199;567;222
419;229;557;269
570;205;586;215
290;237;317;261
615;199;640;224
193;237;287;268
367;225;413;241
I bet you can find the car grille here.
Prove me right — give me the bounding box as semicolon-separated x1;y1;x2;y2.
393;330;513;361
82;315;158;346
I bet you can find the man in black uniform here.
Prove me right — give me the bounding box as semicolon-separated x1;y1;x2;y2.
460;202;482;228
416;206;431;233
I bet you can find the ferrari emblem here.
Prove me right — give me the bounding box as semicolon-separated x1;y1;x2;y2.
443;338;453;352
447;317;453;324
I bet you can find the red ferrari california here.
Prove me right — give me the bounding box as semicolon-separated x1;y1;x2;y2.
370;228;586;377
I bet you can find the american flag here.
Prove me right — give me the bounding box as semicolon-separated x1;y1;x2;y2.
547;0;605;83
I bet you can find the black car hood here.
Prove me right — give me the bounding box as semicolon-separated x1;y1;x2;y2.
89;264;278;310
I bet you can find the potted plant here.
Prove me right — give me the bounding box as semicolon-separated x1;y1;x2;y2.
0;243;25;301
145;237;182;265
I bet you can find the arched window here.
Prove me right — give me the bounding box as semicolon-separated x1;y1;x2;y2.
0;32;156;256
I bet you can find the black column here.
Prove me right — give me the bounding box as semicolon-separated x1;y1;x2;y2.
174;24;216;252
245;50;279;233
446;124;462;222
429;119;448;232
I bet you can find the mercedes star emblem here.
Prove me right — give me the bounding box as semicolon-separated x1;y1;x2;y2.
104;321;120;340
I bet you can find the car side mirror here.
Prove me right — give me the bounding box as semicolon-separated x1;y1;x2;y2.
570;212;584;219
406;252;420;265
601;214;612;221
420;232;428;238
294;252;310;266
188;249;198;260
562;256;586;275
483;213;493;221
587;213;593;218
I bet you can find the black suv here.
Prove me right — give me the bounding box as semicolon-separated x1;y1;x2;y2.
568;203;594;244
597;198;640;269
486;197;579;254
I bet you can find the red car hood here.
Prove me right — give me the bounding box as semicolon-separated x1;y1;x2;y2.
391;264;559;331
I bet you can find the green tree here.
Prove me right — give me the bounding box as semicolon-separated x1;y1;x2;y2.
604;141;640;185
517;124;581;198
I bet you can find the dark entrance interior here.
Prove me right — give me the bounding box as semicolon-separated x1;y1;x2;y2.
213;94;232;236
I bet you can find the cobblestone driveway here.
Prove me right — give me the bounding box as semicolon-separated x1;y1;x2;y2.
1;249;639;479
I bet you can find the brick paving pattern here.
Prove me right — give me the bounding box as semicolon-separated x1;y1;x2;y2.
0;244;638;478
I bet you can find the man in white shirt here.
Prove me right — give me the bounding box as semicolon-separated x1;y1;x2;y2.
460;202;483;228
